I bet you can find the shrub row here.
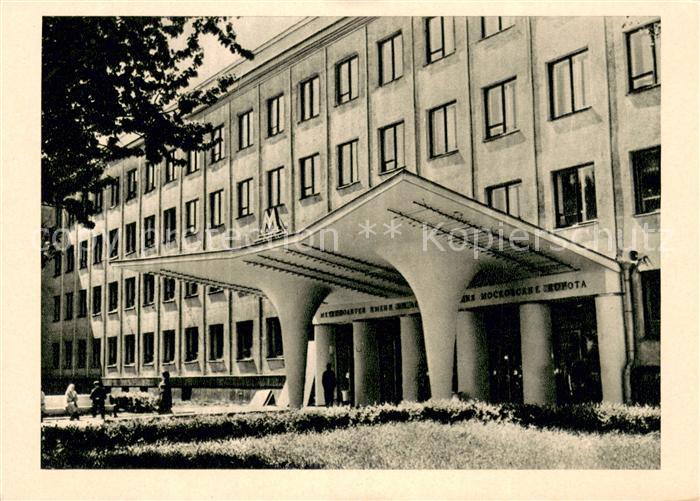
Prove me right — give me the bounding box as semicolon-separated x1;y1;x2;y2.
42;399;659;464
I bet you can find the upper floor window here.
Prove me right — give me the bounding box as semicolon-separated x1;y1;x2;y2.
486;181;521;218
53;252;62;277
52;342;60;368
78;289;87;318
425;17;455;64
549;49;589;119
108;281;118;312
641;269;660;340
144;162;156;193
126;169;138;200
186;150;199;175
266;317;283;358
163;207;177;243
92;234;103;264
300;76;320;121
338;139;359;187
300;154;320;199
428;101;458;157
379;121;405;173
632;146;660;214
185;198;198;234
210;124;224;163
237;178;253;218
125;222;136;255
267;167;283;208
162;277;176;302
110;177;120;207
64;340;73;369
65;244;75;273
92;285;102;315
64;292;73;320
185;282;198;298
238;110;253;149
481;16;514;38
626;21;660;91
379;32;403;86
236;320;254;360
124;277;136;309
484;78;517;139
165;151;177;183
79;240;88;269
53;295;60;322
553;163;597;228
143;273;155;305
108;228;119;258
93;189;103;213
143;215;156;249
336;55;359;104
209;190;223;227
267;95;284;137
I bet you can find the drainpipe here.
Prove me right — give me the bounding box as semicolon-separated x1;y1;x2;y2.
616;253;638;404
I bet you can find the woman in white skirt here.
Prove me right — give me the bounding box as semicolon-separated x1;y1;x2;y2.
64;383;79;421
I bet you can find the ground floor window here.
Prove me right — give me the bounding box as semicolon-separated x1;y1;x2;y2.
77;339;87;369
124;334;136;365
185;327;199;362
52;342;60;369
266;317;283;358
63;340;73;369
209;324;224;360
143;332;154;364
236;320;254;360
107;337;117;366
163;330;176;363
641;270;660;340
91;338;101;368
483;305;523;404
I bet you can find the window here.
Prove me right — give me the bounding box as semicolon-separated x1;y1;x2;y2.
53;295;60;322
336;56;359;104
165;151;177;183
125;222;136;254
162;277;176;302
236;320;254;360
163;207;176;243
93;189;104;213
267;167;283;208
64;340;73;369
52;343;60;369
108;281;118;312
107;337;117;366
425;17;455;63
429;101;457;157
209;324;224;360
185;199;198;234
239;110;253;149
487;181;521;218
78;289;87;317
379;121;405;173
67;212;76;227
79;240;88;268
77;340;87;369
300;154;320;199
143;215;156;249
124;277;136;309
237;179;253;217
267;94;284;137
553;164;597;228
110;177;120;207
208;285;223;294
481;16;514;38
300;76;320;121
185;327;199;362
54;208;62;228
126;169;138;200
143;274;155;305
162;330;176;363
209;190;223;227
210;124;224;163
379;32;403;85
185;282;198;298
143;332;155;364
108;228;119;258
93;234;103;264
338;139;359;187
144;162;156;192
91;339;101;368
124;334;135;365
266;317;283;358
549;49;589;119
632;146;660;214
65;244;74;273
92;285;102;315
186;150;199;175
64;292;73;320
641;270;660;340
53;252;61;277
484;78;517;138
627;22;660;91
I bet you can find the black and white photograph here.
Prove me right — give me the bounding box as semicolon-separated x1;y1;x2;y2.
1;2;698;500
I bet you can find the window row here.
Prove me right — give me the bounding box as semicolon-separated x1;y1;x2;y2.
50;339;100;370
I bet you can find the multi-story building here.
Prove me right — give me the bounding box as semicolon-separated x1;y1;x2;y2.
41;16;661;407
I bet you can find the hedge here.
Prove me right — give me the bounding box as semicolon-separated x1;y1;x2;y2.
42;400;659;467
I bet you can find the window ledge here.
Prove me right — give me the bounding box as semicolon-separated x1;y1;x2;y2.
184;359;199;364
209;358;225;362
184;295;199;300
300;193;321;202
123;363;136;368
237;144;254;153
337;180;361;191
423;50;456;68
142;362;155;367
162;298;176;304
236;213;254;221
478;25;515;42
428;150;459;161
124;306;136;311
162;361;176;366
209;224;225;230
553;219;598;231
163;179;178;186
143;301;155;307
378;75;403;88
125;250;136;257
207;289;224;295
108;309;119;315
185;230;199;237
266;356;284;361
633;209;660;218
379;166;406;177
106;364;117;369
92;312;102;318
483;129;520;143
627;83;660;95
298;115;320;125
335;95;360;108
236;357;254;363
549;106;592;122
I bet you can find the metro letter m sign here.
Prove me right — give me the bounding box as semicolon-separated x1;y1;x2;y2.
257;206;287;241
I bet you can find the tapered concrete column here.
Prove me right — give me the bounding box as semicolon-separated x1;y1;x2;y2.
314;324;336;406
257;276;330;408
519;303;556;405
353;321;379;406
377;243;478;400
400;315;424;402
595;294;627;403
456;310;489;400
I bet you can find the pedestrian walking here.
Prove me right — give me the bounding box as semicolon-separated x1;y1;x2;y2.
321;363;337;407
89;380;107;419
65;383;79;421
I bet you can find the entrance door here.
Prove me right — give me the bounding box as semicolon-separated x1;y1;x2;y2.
551;299;602;403
333;324;354;404
376;318;402;404
484;305;523;403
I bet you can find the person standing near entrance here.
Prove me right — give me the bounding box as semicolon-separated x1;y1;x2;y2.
65;383;79;421
158;371;173;414
322;363;336;407
89;380;107;419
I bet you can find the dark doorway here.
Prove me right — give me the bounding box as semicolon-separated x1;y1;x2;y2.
483;305;523;403
376;318;402;404
551;299;602;404
333;324;354;404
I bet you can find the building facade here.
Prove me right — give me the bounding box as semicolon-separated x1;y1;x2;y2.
42;16;661;406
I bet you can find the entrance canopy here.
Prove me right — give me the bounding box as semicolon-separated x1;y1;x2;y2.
113;170;620;301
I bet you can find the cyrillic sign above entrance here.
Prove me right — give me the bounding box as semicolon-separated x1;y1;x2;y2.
257;207;287;242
